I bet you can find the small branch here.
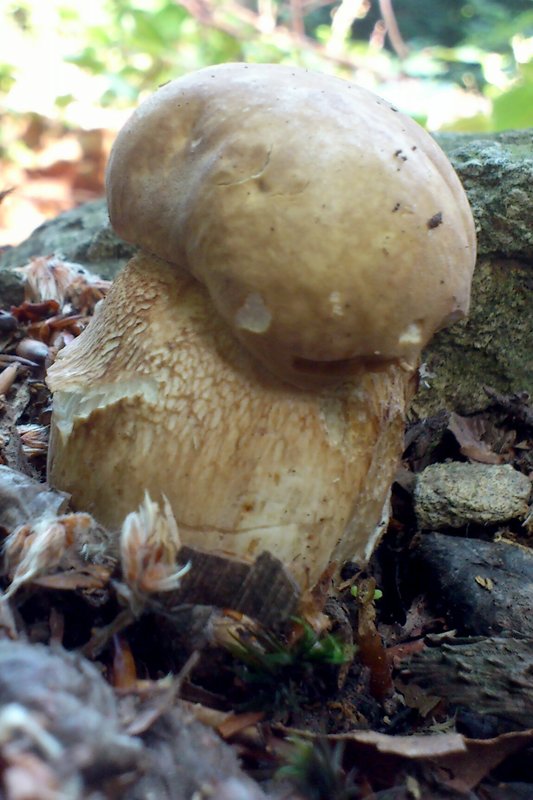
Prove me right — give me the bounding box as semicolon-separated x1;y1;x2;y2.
289;0;305;38
327;0;367;57
378;0;408;59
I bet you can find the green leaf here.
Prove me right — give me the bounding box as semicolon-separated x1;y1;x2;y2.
491;81;533;130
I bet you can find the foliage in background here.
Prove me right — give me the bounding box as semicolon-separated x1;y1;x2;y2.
1;0;533;135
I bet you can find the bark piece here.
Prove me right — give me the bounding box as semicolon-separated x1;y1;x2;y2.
411;532;533;636
414;462;531;529
402;636;533;732
167;548;300;628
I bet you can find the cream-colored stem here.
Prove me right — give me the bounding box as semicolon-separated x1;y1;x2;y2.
47;253;413;593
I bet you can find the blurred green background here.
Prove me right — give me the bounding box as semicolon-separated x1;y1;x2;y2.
1;0;532;244
2;0;533;132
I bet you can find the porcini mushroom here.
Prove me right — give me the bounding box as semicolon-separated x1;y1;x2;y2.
46;64;476;595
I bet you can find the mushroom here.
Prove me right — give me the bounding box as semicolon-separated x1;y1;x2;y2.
46;63;476;596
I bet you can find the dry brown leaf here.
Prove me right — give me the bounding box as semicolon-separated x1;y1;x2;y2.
448;412;505;464
433;729;533;792
275;725;533;793
32;566;111;590
217;711;265;740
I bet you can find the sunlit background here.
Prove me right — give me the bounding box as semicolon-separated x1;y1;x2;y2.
1;0;533;245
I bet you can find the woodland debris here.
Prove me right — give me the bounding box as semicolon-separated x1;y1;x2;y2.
402;635;533;733
275;724;533;795
352;577;393;701
126;703;269;800
118;493;300;626
15;255;111;312
414;462;531;529
0;639;271;800
2;510;113;599
484;387;533;430
447;411;506;464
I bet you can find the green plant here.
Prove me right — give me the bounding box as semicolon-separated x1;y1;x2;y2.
277;737;361;800
2;0;532;132
351;585;383;601
226;619;355;713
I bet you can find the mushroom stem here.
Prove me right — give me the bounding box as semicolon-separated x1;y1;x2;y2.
47;253;414;593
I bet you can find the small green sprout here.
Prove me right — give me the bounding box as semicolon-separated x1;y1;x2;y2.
277;737;361;799
225;618;355;713
350;585;383;601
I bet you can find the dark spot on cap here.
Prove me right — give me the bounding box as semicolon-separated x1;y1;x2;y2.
392;202;401;212
427;212;443;229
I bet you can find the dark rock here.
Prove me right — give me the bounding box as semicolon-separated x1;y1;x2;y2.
411;532;533;636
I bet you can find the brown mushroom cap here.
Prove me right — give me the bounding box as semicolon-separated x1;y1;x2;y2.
106;63;476;386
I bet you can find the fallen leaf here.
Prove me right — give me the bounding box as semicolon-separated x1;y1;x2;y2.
474;575;494;591
274;725;533;793
448;412;504;464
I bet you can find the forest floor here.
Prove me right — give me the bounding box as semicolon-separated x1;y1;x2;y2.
0;123;532;799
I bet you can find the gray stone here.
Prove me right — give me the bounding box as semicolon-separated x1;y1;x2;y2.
414;461;531;530
436;130;533;262
414;130;533;416
0;198;136;283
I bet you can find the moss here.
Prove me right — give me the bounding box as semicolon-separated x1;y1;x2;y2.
413;259;533;416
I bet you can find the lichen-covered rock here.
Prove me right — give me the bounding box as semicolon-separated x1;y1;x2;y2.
414;461;531;529
412;257;532;415
436;130;533;262
0;198;136;282
413;130;533;416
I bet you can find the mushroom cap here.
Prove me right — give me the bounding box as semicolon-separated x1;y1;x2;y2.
106;63;476;386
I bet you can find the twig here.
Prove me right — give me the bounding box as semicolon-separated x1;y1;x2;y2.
378;0;408;58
